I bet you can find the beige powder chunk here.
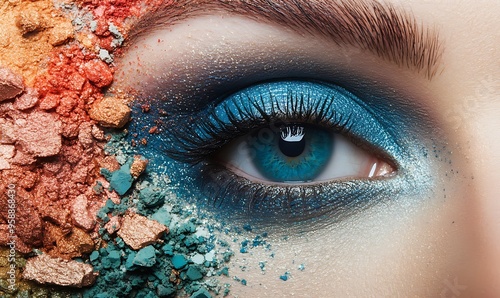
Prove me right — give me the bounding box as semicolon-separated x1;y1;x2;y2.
49;19;74;46
89;97;131;128
15;111;61;157
104;216;121;234
13;87;38;110
72;194;96;231
0;67;24;102
0;144;15;170
130;155;148;178
23;254;97;287
91;124;106;141
15;8;44;35
117;212;168;250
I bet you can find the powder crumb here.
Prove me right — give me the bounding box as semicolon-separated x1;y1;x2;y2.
23;254;97;288
100;155;121;172
13;87;39;110
15;7;44;35
130;155;148;178
117;212;168;250
104;215;122;234
0;144;15;170
49;19;74;46
91;124;106;141
78;122;94;149
77;31;99;51
45;223;95;259
0;66;24;102
38;93;59;110
15;111;62;157
82;59;113;88
89;97;131;128
72;194;96;231
0;118;16;144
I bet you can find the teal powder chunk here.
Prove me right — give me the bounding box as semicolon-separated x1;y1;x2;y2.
186;266;203;281
93;181;104;194
89;251;100;262
217;267;229;276
109;163;133;195
162;244;174;256
279;272;290;281
125;251;136;271
151;208;172;226
222;251;233;262
184;236;199;247
143;291;157;298
240;279;247;286
107;250;121;268
178;222;196;234
190;288;212;298
100;168;112;180
171;254;187;269
133;246;157;267
153;270;168;282
139;187;165;207
157;285;176;297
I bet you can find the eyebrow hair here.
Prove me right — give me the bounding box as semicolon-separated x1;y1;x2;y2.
130;0;444;79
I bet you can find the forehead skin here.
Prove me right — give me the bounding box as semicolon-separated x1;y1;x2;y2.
112;0;500;296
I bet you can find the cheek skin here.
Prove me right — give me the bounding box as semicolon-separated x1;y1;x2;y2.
466;105;500;295
214;172;467;297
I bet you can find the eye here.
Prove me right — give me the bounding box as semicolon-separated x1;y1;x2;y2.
217;124;394;184
156;80;404;221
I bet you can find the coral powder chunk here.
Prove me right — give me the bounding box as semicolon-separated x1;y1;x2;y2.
117;212;168;250
23;254;97;288
89;97;131;128
82;59;113;88
0;67;24;102
15;111;62;157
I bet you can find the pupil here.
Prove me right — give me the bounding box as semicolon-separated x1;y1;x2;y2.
279;125;306;158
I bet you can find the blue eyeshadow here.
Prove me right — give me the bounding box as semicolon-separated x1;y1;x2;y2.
126;80;434;226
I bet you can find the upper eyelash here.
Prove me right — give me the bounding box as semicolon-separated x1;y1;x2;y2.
162;90;352;163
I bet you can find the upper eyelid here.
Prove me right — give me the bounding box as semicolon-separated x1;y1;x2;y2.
160;80;401;167
128;0;443;79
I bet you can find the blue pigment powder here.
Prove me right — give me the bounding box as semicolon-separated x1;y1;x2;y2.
70;131;239;298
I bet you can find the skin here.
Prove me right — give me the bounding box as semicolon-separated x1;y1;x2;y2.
111;0;500;296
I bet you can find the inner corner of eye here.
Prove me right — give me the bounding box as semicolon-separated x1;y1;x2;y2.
211;124;396;185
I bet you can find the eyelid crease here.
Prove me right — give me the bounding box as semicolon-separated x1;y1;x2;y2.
129;0;443;79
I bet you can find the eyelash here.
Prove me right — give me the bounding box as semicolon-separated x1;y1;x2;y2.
164;86;352;164
149;80;404;221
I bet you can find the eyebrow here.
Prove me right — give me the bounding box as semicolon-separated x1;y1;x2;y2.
131;0;444;79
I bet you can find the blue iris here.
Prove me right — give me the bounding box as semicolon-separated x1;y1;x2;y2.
251;125;333;182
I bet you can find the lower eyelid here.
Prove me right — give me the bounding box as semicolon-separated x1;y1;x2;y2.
192;161;404;224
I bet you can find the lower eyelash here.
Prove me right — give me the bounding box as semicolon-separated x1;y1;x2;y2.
193;162;395;223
